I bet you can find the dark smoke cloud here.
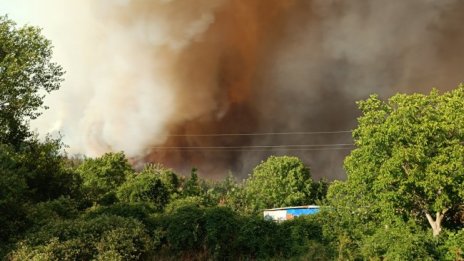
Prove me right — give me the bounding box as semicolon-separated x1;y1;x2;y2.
27;0;464;180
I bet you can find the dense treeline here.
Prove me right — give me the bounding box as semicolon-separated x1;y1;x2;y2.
1;149;332;260
1;16;464;260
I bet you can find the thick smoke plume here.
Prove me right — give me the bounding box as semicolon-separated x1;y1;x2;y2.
19;0;464;179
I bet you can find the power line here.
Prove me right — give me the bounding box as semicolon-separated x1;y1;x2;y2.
150;147;354;152
167;130;352;137
151;143;354;150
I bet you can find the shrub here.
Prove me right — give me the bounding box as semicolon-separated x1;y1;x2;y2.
77;152;133;203
361;222;436;260
204;207;241;260
166;206;206;255
117;170;169;210
164;196;205;213
236;215;279;259
441;229;464;260
8;215;152;260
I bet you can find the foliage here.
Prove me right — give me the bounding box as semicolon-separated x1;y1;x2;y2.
440;229;464;260
0;16;63;147
204;173;242;207
311;178;330;203
165;206;206;255
183;168;203;197
9;215;152;261
204;207;241;259
77;152;133;204
344;86;464;235
17;137;83;202
117;167;170;210
0;138;82;247
360;220;436;260
243;156;314;213
0;144;28;244
26;197;79;228
164;196;206;213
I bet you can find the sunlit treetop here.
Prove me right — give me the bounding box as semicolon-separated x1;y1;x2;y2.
0;15;64;146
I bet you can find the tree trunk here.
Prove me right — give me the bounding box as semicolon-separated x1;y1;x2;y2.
425;210;447;237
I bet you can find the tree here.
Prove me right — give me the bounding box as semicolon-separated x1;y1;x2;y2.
0;144;28;243
18;136;83;202
344;85;464;236
0;16;64;147
183;168;203;197
243;156;313;213
77;152;133;204
116;165;170;210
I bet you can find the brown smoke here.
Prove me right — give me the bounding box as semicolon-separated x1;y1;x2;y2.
22;0;464;179
144;0;464;179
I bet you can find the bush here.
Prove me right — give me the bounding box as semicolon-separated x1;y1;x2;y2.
77;152;133;204
117;172;169;210
166;206;206;252
361;222;436;260
236;215;279;259
279;216;326;257
441;229;464;260
204;207;241;260
164;196;205;213
85;203;154;220
8;215;152;260
26;197;79;229
96;226;153;260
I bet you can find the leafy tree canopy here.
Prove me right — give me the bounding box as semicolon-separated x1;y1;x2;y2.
243;156;313;213
77;152;133;204
116;164;171;210
344;85;464;236
0;16;63;147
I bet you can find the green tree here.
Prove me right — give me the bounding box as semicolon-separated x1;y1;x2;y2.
206;173;241;206
0;16;63;147
183;168;203;197
0;144;28;244
77;152;133;204
344;86;464;236
441;229;464;260
116;166;170;210
243;156;313;213
18;137;83;202
140;164;180;198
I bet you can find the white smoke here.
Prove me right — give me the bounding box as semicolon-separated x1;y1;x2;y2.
2;0;226;157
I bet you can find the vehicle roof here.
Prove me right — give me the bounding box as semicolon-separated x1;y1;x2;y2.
263;205;320;211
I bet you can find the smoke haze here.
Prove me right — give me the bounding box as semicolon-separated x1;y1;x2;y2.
3;0;464;179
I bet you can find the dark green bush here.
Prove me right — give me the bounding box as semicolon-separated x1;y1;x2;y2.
26;197;79;229
441;229;464;260
166;206;206;256
236;215;279;259
164;196;205;213
117;173;169;210
204;207;241;260
360;222;436;260
77;152;133;204
9;215;152;260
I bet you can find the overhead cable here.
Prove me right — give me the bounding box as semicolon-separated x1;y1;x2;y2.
167;130;352;137
151;143;354;150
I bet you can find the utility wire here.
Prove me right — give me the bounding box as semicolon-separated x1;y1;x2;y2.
167;130;352;137
151;143;354;150
150;147;354;152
